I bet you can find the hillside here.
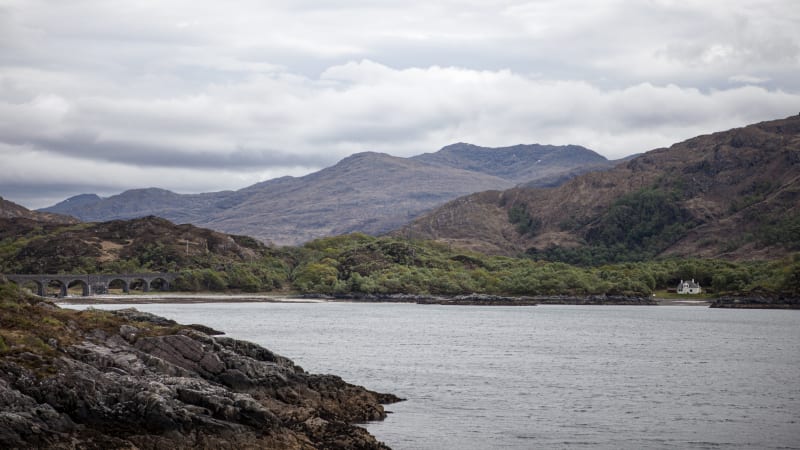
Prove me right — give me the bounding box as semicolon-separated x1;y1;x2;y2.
40;143;612;246
0;215;277;275
0;196;78;224
2;213;798;298
396;114;800;262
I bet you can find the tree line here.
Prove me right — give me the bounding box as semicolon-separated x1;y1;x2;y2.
2;224;798;298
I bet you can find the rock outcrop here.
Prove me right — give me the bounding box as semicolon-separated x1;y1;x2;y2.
0;299;401;449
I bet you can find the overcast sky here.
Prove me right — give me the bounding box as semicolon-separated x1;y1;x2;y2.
2;0;799;208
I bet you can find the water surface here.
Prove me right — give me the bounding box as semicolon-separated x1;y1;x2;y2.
68;302;800;449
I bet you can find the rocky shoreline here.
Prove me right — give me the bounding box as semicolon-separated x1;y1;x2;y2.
305;293;656;306
710;295;800;309
0;291;402;449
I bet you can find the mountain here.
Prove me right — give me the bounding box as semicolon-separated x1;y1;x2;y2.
412;142;613;183
395;114;800;261
42;188;239;225
40;143;614;246
0;196;79;224
44;193;102;210
200;152;520;244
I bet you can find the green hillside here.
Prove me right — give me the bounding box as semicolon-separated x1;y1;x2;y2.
2;216;798;298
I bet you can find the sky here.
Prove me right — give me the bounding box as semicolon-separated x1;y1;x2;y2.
1;0;799;209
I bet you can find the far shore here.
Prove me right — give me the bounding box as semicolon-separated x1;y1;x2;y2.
49;292;710;306
56;293;327;305
654;298;712;306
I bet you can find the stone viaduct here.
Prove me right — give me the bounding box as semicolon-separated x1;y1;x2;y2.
3;273;179;297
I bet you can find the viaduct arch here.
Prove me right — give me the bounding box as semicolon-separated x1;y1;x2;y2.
3;273;178;297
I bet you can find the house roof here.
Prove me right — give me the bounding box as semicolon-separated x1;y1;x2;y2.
678;279;700;288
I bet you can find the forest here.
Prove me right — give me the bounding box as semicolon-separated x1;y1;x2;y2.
2;215;798;298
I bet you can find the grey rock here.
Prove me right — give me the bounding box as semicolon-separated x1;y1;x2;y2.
0;308;401;449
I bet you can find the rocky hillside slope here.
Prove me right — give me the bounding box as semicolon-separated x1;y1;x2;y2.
0;196;78;224
0;282;400;449
396;115;800;261
40;144;613;246
0;215;273;274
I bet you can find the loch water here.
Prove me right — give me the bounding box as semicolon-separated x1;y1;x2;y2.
69;302;800;449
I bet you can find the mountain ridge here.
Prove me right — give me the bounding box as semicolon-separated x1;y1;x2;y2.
39;143;612;245
412;142;611;183
395;114;800;261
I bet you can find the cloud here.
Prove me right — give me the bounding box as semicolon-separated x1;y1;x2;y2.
729;74;771;84
0;142;313;208
0;1;798;209
3;60;797;162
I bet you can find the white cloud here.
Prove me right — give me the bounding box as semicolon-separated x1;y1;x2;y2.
729;74;771;84
0;143;313;208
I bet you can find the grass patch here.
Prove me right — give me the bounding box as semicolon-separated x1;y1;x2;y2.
0;281;191;360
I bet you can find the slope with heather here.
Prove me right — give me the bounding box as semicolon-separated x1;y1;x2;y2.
397;115;800;262
0;196;78;225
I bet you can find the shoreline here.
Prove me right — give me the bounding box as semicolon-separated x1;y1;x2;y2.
57;292;666;306
1;288;400;449
55;293;800;309
654;298;712;306
56;293;327;305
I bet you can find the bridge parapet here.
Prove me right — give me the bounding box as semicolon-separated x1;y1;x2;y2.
3;273;179;297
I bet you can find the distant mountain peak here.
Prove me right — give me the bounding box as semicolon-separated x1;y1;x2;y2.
412;142;609;183
439;142;480;152
398;114;800;261
337;151;396;162
126;187;177;195
63;193;102;203
41;193;104;213
36;141;614;245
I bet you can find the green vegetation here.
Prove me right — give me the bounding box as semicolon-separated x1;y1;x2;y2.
0;282;103;359
589;188;696;251
2;215;798;299
0;280;195;370
756;213;800;250
529;187;699;265
508;204;542;236
279;235;798;297
729;181;775;213
171;261;290;292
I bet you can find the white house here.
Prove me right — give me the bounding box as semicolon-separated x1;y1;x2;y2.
677;279;702;294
